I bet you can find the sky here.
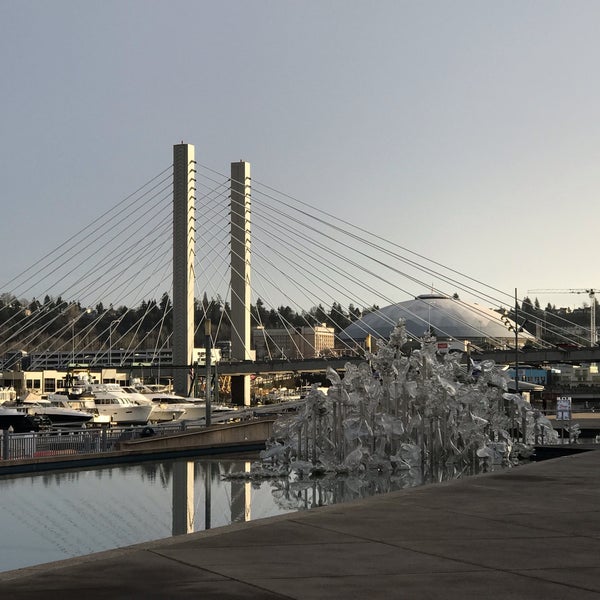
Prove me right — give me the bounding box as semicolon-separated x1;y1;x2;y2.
2;0;600;312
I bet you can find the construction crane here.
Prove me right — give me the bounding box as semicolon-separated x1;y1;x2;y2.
528;289;598;346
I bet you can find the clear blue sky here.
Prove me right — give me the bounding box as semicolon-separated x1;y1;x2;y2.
2;0;599;311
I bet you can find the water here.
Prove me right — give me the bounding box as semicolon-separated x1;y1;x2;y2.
0;456;461;574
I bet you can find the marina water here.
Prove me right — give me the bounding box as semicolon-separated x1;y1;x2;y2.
0;455;481;573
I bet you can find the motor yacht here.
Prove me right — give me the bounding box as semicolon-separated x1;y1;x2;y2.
0;405;44;432
85;383;154;425
132;383;207;421
16;391;94;428
49;377;153;425
117;384;186;423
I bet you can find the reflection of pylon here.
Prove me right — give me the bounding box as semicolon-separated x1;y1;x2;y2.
230;478;248;524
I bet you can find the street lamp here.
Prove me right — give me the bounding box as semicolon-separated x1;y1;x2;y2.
205;319;212;427
109;319;121;366
514;290;519;395
71;308;92;368
71;320;76;368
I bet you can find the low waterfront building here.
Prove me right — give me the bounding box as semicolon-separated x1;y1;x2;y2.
0;368;128;396
252;324;336;360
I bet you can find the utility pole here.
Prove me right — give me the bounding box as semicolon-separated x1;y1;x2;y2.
514;288;519;394
500;289;521;393
205;319;212;427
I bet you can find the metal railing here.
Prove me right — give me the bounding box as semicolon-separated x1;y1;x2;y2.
0;401;300;462
0;421;200;461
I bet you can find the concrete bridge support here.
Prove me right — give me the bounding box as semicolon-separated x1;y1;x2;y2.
172;143;196;397
230;160;252;406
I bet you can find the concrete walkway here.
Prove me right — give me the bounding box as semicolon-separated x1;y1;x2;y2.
2;450;600;599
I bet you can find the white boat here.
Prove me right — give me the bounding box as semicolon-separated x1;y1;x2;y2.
131;380;240;421
49;377;153;425
119;384;186;423
18;391;94;428
47;395;111;426
133;384;207;421
128;379;238;422
86;382;154;425
0;404;44;432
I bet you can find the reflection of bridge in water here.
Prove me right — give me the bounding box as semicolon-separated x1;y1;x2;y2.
172;460;252;536
0;458;271;572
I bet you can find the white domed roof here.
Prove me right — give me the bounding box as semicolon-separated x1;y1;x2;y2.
340;295;533;343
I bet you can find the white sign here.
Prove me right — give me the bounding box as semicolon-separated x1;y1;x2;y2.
556;396;572;421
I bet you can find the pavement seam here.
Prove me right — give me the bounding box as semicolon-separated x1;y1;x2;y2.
148;539;495;581
285;514;573;543
282;521;599;585
364;539;600;596
413;507;600;540
145;549;297;599
138;522;600;598
290;499;600;542
501;567;600;596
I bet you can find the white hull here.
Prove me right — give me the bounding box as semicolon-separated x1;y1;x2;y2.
148;405;187;423
92;404;152;425
25;405;93;427
133;386;207;421
49;383;154;426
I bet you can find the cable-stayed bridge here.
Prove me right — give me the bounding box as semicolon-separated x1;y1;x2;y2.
1;143;598;403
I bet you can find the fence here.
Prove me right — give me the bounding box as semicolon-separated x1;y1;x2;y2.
0;422;197;461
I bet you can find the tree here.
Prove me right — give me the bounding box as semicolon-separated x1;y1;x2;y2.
347;303;361;322
521;296;535;316
159;293;172;313
327;302;350;331
308;304;328;326
362;304;380;315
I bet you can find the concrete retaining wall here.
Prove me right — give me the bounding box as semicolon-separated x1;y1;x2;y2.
120;418;275;452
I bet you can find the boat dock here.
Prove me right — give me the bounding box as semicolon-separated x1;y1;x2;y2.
2;448;600;598
0;418;276;475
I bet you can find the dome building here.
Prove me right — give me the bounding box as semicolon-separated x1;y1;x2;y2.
340;294;534;351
